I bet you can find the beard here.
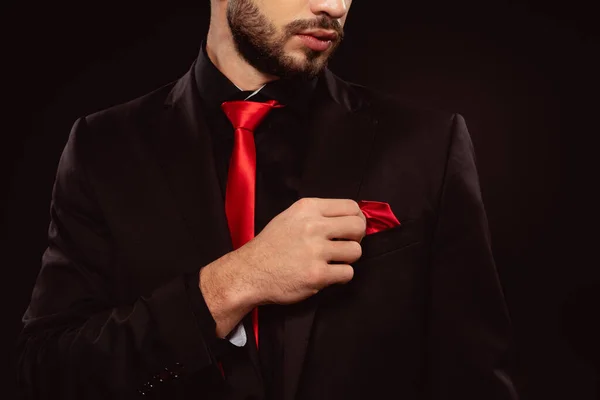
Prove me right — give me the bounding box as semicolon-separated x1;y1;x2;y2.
227;0;344;79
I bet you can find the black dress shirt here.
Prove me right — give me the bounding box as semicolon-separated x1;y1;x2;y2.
187;42;318;400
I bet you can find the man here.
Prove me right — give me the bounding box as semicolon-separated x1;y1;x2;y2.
17;0;517;399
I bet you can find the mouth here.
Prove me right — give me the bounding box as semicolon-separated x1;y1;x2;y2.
297;29;338;41
295;35;332;52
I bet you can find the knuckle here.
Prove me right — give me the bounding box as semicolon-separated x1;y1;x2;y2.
296;197;315;209
303;219;315;235
309;239;325;259
348;199;360;212
306;264;323;285
304;219;325;237
355;216;367;233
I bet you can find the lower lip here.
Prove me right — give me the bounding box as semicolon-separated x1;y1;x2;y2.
297;34;332;51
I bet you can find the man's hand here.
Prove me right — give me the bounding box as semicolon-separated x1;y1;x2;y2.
199;197;367;337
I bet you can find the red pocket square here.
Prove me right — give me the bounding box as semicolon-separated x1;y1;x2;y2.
358;200;401;235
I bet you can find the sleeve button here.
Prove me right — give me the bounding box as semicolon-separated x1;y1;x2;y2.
158;368;171;382
172;362;184;378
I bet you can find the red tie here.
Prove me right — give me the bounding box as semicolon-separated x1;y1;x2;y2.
221;99;282;350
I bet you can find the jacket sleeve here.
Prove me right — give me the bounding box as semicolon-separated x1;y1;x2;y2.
16;118;230;399
426;114;518;399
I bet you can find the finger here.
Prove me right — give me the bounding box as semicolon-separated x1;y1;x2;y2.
323;239;363;263
358;213;367;243
324;215;366;242
321;264;354;286
359;208;367;224
315;198;361;218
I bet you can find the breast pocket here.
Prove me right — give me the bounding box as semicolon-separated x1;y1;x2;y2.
317;217;427;324
357;218;424;261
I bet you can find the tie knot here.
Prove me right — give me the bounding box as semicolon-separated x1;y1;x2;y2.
221;99;283;131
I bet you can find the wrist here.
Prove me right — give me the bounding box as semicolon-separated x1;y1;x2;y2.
199;251;259;337
225;248;262;309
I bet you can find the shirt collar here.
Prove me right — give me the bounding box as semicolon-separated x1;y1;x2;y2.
194;40;318;115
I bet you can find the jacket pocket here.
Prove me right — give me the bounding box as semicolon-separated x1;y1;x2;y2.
357;218;423;260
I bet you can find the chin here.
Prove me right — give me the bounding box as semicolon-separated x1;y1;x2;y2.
279;51;307;67
294;48;328;64
274;47;329;78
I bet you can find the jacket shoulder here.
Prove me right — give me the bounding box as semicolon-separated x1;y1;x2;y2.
325;69;458;134
350;81;456;127
82;79;178;132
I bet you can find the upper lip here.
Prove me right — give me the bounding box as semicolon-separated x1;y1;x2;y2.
298;30;338;40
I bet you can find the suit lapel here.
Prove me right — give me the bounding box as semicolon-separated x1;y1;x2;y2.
145;67;265;394
147;67;234;266
283;69;377;400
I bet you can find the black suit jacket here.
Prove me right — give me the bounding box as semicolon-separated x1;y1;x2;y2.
17;62;517;400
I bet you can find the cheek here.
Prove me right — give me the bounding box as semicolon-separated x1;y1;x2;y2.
260;0;297;21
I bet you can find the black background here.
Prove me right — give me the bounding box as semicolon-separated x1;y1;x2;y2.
2;1;599;399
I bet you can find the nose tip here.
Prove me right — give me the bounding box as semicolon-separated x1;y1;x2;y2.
312;0;348;20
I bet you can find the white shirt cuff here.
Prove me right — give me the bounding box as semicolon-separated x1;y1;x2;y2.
226;322;247;347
